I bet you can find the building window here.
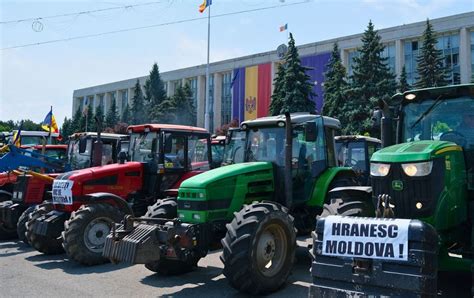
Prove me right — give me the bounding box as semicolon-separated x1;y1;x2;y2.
77;97;84;113
208;75;214;132
347;50;359;77
186;77;198;108
381;43;396;74
404;39;419;85
172;80;182;94
121;90;128;113
98;94;105;111
471;31;474;81
221;72;232;125
437;33;460;84
88;96;95;113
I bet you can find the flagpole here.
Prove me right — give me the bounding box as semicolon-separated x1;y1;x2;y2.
204;4;211;131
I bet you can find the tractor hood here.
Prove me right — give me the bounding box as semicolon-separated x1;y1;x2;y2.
56;162;143;183
371;140;459;163
179;162;273;189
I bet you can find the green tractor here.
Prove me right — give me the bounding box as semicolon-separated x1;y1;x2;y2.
310;84;474;296
103;113;359;294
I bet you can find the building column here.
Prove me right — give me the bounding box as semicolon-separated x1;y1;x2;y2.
128;88;134;107
340;49;348;68
213;73;223;130
196;75;206;128
166;81;173;97
460;27;471;84
395;39;404;78
93;94;99;114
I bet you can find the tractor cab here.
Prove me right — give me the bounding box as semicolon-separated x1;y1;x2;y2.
335;135;381;185
210;135;226;168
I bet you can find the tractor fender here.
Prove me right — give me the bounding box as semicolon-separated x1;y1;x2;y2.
0;189;13;198
84;192;133;216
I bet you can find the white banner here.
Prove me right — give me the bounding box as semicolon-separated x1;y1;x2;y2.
322;216;410;261
52;180;74;205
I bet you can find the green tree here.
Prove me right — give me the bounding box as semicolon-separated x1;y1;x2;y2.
61;117;74;140
269;33;315;115
130;80;146;125
415;19;448;88
169;84;197;126
398;65;411;92
144;63;167;122
94;105;105;131
84;106;94;132
105;99;118;128
346;20;397;135
323;43;348;123
71;107;83;133
269;63;286;116
121;103;131;124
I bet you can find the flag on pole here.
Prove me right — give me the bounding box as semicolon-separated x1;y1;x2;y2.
199;0;212;13
12;121;23;147
41;108;59;133
279;23;288;32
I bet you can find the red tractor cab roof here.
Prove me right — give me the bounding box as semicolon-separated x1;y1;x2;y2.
127;124;208;134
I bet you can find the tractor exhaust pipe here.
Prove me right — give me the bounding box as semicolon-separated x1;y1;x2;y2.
284;112;293;208
377;98;394;148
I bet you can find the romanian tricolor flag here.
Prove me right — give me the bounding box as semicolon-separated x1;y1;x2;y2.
199;0;212;13
41;109;59;133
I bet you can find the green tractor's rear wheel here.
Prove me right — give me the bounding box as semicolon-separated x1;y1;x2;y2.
0;201;17;240
17;205;36;245
26;202;64;254
221;201;296;295
143;198;200;275
62;203;123;266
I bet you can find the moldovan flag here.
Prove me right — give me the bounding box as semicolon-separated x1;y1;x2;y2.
199;0;212;13
41;109;59;133
243;64;272;121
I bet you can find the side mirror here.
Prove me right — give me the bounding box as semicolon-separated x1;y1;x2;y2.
164;133;172;153
305;122;317;142
118;151;127;164
79;137;88;153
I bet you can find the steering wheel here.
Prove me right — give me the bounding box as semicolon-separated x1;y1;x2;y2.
439;131;467;147
345;158;358;167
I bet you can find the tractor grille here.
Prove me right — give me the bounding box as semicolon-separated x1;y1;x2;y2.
371;158;445;219
12;175;29;203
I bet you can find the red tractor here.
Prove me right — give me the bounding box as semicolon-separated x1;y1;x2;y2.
0;133;128;241
26;124;213;266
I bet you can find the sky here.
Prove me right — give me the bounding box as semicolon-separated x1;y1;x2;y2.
1;0;473;126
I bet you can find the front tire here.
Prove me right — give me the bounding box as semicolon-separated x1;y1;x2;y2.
221;201;296;295
142;198;198;275
0;201;17;240
319;197;375;218
62;203;123;266
17;205;36;244
26;202;64;254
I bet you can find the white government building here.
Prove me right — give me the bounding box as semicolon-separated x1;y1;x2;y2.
72;12;474;132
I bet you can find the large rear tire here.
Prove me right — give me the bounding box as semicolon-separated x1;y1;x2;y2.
62;203;123;266
26;202;64;254
142;198;199;275
0;201;17;240
17;205;36;245
221;201;296;295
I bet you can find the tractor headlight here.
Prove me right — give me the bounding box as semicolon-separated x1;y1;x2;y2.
198;192;205;198
13;191;18;199
402;161;433;177
370;163;391;177
17;191;23;199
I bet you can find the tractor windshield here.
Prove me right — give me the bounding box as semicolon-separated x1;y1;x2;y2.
130;132;157;162
247;127;285;165
68;139;92;170
224;130;246;164
402;96;474;149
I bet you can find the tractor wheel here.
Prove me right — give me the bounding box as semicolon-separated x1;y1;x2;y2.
143;198;199;275
221;201;296;295
0;200;17;240
62;203;123;266
17;205;36;245
26;202;64;254
319;197;375;218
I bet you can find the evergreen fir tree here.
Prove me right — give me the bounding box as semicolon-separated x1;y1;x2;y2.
269;33;315;115
85;106;95;132
398;66;411;92
121;103;131;124
170;84;197;126
61;117;73;141
130;80;146;124
144;63;167;122
71;107;83;133
415;19;448;88
346;20;397;135
323;43;348;123
269;63;287;116
105;99;118;128
94;105;105;131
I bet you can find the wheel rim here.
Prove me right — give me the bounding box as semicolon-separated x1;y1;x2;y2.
83;217;113;253
255;222;288;278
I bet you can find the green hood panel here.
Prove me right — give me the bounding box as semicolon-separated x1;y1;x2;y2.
180;162;273;189
371;140;457;163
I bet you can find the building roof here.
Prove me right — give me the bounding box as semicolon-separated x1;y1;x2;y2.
127;124;209;134
241;113;340;129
